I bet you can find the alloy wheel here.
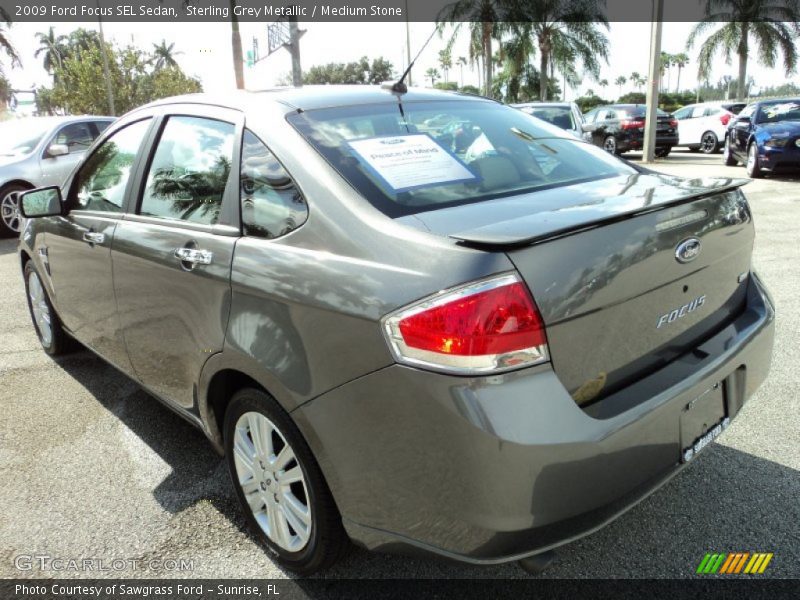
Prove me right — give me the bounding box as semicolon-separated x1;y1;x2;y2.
1;190;22;233
603;136;616;153
27;270;53;346
232;412;312;553
701;132;718;154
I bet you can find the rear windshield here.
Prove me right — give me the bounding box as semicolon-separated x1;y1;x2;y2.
622;106;669;118
287;100;632;217
523;106;575;130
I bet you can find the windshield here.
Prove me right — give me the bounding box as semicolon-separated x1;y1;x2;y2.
0;120;51;156
756;100;800;123
287;100;633;217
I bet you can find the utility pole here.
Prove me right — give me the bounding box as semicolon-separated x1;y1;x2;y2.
96;0;116;115
642;0;664;163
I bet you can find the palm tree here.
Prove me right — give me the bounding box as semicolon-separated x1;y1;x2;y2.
599;78;609;94
520;0;609;101
438;49;452;83
660;52;672;91
152;40;182;70
457;56;467;87
494;22;537;102
672;52;689;92
439;0;515;97
35;27;68;83
630;71;644;90
426;68;440;87
614;75;627;96
688;0;800;101
0;6;21;74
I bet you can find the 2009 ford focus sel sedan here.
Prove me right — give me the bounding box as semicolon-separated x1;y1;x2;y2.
17;87;775;575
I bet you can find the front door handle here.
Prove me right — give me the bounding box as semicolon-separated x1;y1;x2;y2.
174;247;213;266
82;231;105;245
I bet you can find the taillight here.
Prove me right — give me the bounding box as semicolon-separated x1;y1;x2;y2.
669;118;678;128
720;113;731;126
620;119;644;130
382;273;549;374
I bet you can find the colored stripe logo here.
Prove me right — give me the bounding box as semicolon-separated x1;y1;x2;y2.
696;552;773;574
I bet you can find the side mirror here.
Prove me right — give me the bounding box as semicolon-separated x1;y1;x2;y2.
735;116;751;128
46;143;69;158
581;123;596;133
19;186;63;218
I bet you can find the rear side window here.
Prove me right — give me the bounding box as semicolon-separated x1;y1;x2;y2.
139;116;235;225
288;100;631;217
72;119;151;212
240;129;308;238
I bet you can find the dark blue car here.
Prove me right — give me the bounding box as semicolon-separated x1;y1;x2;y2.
724;98;800;177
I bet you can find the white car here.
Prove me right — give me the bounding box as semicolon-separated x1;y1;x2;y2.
672;101;746;154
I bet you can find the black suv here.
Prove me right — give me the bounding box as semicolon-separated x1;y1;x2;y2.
584;104;678;157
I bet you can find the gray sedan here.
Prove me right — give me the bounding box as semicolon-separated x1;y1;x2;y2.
0;116;114;236
17;88;774;575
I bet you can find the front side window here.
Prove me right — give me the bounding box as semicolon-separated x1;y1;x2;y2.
240;130;308;239
71;119;152;213
140;116;235;225
526;107;575;131
288;99;632;217
673;107;692;120
54;122;95;154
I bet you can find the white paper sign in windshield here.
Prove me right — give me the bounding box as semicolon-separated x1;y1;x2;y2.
347;134;478;193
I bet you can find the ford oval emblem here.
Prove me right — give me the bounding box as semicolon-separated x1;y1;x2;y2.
675;237;702;263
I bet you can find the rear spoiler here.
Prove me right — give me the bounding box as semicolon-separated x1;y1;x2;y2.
449;177;750;249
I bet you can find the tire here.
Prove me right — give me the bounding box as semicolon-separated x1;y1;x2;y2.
723;136;738;166
603;135;618;155
23;261;70;356
746;143;764;178
224;388;348;575
655;146;672;158
0;183;30;238
688;146;701;153
700;131;719;154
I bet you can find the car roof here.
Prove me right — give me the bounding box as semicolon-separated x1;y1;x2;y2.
138;86;493;114
3;115;114;127
513;102;573;109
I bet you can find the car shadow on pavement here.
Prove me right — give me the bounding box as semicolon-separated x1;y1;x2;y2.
0;238;19;256
52;349;798;579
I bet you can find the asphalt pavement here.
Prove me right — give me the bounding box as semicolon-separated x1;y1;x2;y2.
0;149;798;579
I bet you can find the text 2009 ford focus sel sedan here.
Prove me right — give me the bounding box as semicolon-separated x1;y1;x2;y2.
17;87;774;575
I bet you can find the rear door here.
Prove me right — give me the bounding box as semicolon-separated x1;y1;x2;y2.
112;106;242;409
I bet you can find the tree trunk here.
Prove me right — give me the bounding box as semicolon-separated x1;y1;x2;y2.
676;67;681;93
482;22;493;97
231;1;245;90
538;31;550;101
737;23;749;101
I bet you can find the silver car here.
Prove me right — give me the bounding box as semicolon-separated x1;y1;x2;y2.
0;116;114;236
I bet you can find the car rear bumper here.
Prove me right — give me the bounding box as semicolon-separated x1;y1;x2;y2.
293;272;775;564
618;132;678;152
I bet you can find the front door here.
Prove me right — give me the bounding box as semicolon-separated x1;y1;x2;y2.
45;118;154;372
112;111;241;409
39;121;102;188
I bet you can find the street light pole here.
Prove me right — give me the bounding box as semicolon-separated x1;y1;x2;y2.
643;0;664;163
405;0;412;87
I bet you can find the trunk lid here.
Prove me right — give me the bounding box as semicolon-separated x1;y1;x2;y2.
398;172;753;407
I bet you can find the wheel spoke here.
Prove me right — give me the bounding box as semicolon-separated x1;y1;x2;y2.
280;465;303;485
247;413;267;459
274;444;295;470
233;428;256;475
283;491;311;526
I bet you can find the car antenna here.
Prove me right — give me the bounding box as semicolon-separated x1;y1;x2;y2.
385;24;441;95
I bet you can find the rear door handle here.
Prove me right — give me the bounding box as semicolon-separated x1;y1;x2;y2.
82;231;105;245
174;247;213;266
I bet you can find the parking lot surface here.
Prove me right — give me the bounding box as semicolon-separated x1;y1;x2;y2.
0;150;798;579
